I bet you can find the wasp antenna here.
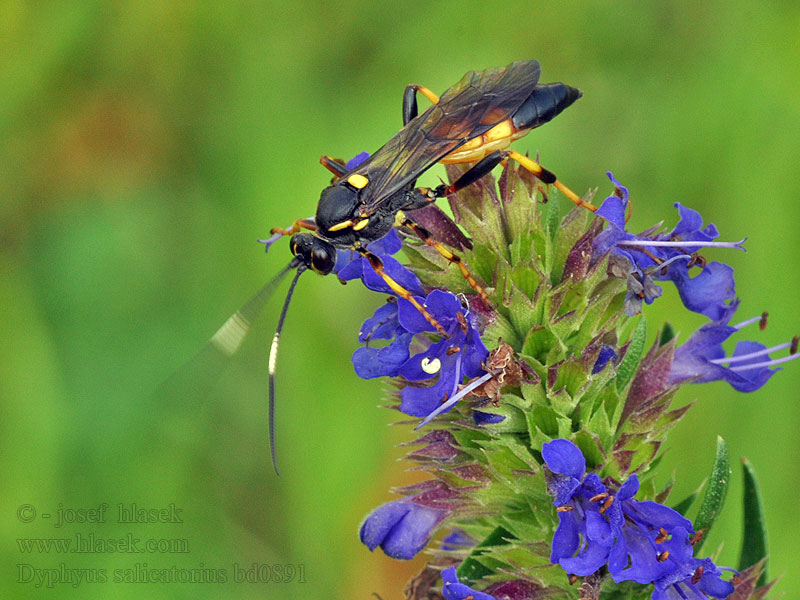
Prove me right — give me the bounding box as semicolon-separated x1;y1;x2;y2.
268;263;306;476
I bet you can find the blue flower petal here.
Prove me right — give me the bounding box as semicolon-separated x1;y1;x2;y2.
359;499;445;560
666;261;736;321
358;302;399;342
352;331;414;379
551;511;581;563
559;537;611;576
542;439;586;479
441;567;497;600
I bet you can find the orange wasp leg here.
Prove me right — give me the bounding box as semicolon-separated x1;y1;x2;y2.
319;155;349;179
400;217;491;308
358;248;448;336
269;218;317;237
503;150;597;212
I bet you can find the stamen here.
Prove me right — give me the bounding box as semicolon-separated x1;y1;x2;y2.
589;492;609;503
654;527;668;544
557;505;575;513
618;238;747;251
710;341;794;365
729;351;800;372
690;530;704;546
599;495;615;514
456;312;469;334
446;346;462;355
733;315;763;330
644;254;692;272
415;371;493;429
686;253;706;268
568;575;578;585
450;353;463;401
792;335;799;354
692;566;704;585
657;550;669;562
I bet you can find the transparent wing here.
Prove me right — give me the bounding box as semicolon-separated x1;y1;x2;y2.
158;264;294;419
351;60;542;213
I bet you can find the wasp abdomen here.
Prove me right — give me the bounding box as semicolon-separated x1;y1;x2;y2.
512;83;582;132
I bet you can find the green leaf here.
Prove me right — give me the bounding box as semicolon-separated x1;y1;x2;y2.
693;436;731;552
672;491;699;517
739;457;769;585
545;190;561;239
658;322;675;346
616;317;646;392
456;526;516;584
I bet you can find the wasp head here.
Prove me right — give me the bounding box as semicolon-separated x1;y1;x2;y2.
290;233;336;275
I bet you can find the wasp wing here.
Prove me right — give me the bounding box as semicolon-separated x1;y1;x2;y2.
352;60;542;214
158;265;294;405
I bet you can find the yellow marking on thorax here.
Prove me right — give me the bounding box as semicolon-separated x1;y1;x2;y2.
441;118;528;164
347;173;369;189
328;220;354;232
353;218;370;231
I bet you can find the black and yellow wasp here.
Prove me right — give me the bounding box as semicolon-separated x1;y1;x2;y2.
184;60;594;472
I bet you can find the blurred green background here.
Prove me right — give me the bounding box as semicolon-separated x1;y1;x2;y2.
2;2;798;598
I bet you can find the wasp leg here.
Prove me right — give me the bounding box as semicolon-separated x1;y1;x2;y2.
503;150;597;212
402;84;441;125
358;248;448;336
319;155;349;178
400;218;491;308
269;218;317;237
428;149;597;213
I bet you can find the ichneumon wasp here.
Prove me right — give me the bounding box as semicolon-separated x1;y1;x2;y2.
183;60;595;474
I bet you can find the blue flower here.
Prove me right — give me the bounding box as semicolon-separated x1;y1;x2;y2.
395;290;488;417
592;345;618;374
591;173;744;319
473;410;506;424
542;439;736;598
669;302;798;392
353;289;489;420
351;301;415;379
441;567;497;600
440;530;475;550
651;203;737;322
359;498;447;560
335;229;426;298
592;173;651;270
645;529;736;599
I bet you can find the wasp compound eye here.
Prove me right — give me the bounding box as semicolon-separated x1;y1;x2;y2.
310;243;335;275
289;233;336;275
289;233;314;263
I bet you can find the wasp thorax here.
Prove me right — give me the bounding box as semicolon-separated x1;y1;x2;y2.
290;233;336;275
316;184;360;236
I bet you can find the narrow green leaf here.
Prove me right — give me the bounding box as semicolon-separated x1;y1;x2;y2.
615;317;646;392
671;491;698;516
658;322;675;346
456;526;516;584
739;458;769;585
545;190;561;239
693;436;731;552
